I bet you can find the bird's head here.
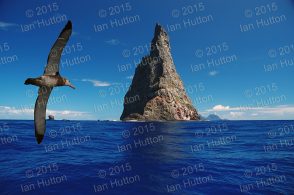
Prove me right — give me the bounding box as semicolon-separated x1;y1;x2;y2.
64;78;75;89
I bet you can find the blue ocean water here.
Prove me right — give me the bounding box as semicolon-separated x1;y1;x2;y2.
0;120;293;195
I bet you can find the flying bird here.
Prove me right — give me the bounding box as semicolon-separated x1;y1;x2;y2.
24;20;75;144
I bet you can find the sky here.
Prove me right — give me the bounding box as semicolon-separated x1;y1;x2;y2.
0;0;294;120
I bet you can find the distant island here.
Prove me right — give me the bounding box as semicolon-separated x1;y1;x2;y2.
200;114;224;121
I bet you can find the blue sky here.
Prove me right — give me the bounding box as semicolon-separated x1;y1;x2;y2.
0;0;294;120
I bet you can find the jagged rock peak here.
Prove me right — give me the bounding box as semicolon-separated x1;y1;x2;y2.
120;23;200;121
153;23;168;40
151;23;170;52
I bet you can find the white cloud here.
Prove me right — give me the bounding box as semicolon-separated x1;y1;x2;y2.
209;71;218;76
208;104;262;112
257;106;294;115
105;39;120;46
229;112;244;118
0;21;18;30
0;106;91;120
82;79;111;87
47;110;87;117
212;105;230;111
205;104;294;120
0;106;31;114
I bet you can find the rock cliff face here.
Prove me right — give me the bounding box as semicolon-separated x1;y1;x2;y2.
120;24;200;121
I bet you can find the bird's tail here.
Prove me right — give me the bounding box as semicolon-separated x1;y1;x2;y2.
35;133;44;144
24;78;34;85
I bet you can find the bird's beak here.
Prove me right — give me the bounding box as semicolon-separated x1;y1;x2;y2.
68;83;76;89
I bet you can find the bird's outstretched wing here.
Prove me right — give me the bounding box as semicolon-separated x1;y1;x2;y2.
34;86;53;144
44;20;72;75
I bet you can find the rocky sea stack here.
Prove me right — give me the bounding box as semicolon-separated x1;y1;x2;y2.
120;24;200;121
48;115;55;120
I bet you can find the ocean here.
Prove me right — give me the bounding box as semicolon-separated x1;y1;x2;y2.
0;120;293;195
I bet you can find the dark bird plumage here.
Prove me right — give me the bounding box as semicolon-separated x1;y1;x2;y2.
24;20;75;144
